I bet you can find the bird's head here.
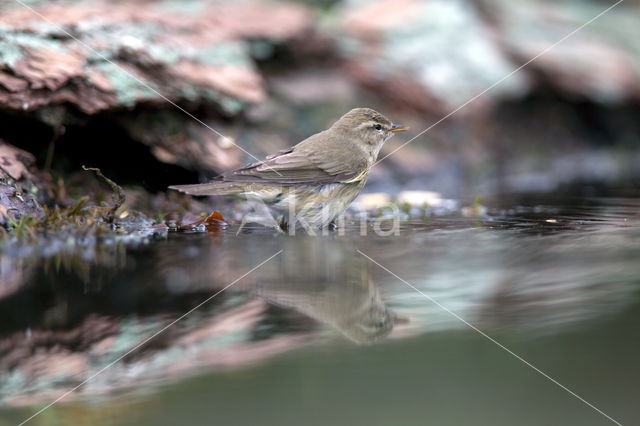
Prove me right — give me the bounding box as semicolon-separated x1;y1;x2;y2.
331;107;408;152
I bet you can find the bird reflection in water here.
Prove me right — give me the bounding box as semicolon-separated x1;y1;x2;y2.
234;238;400;343
251;250;394;342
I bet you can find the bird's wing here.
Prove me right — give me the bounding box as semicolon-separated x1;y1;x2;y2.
221;134;368;185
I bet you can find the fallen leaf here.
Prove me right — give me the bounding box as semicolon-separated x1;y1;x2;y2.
206;211;225;223
176;210;227;231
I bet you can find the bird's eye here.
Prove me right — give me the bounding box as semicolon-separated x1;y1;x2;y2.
373;124;382;131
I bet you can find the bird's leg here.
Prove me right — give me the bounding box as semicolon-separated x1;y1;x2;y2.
278;216;289;233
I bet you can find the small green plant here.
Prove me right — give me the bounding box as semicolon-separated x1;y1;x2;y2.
6;214;39;239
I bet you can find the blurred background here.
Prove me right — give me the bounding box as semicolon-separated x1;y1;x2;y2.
1;1;640;425
1;0;639;204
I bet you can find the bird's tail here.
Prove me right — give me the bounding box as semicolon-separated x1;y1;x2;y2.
168;182;247;196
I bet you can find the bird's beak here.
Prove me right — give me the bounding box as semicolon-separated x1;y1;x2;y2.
389;124;409;133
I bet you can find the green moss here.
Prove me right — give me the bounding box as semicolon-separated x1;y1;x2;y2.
154;0;206;15
218;96;246;114
5;214;39;239
176;41;252;66
94;62;159;107
144;38;251;67
179;85;247;114
146;43;182;64
1;168;127;243
0;40;24;67
0;32;67;67
249;40;276;61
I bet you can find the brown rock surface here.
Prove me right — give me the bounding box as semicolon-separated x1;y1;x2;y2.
0;0;312;114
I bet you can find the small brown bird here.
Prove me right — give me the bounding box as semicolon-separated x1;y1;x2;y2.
169;108;407;229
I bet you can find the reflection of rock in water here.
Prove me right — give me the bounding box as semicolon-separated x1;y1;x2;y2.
249;252;394;344
0;235;397;406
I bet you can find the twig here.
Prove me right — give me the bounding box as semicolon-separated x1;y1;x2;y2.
82;166;125;223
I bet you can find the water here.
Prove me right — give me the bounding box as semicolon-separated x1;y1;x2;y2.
1;194;639;426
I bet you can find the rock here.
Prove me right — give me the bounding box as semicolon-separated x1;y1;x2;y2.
0;141;43;226
353;193;391;210
461;204;488;217
0;140;34;181
334;0;528;114
396;190;443;207
482;0;640;103
0;0;313;115
120;111;243;173
333;0;640;111
270;70;358;105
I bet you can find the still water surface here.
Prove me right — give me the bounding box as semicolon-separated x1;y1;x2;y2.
0;194;639;426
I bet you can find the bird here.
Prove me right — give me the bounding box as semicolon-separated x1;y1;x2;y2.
169;108;408;229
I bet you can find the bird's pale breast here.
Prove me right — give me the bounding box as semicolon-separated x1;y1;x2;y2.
264;181;365;228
